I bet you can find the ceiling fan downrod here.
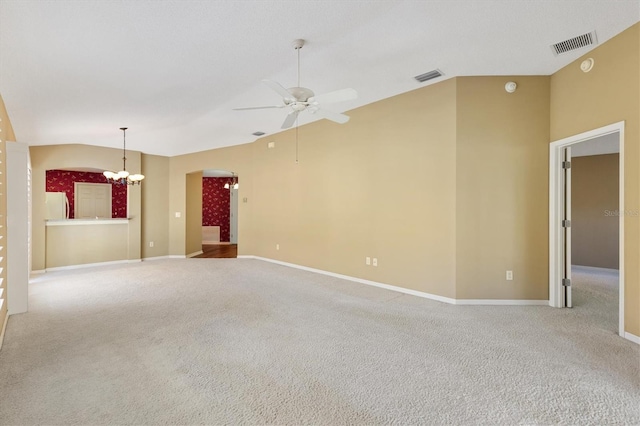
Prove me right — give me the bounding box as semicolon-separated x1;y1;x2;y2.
293;39;304;87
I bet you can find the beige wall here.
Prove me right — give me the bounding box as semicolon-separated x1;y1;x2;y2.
456;76;550;300
248;79;458;297
185;171;203;256
169;143;254;256
550;23;639;335
572;154;619;269
141;154;170;258
30;144;142;270
45;223;129;268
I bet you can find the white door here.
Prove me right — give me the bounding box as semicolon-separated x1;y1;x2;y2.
562;147;572;308
74;183;112;218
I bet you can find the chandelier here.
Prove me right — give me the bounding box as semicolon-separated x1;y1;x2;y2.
224;173;239;190
103;127;145;185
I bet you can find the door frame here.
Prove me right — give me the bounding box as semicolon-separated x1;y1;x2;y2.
549;121;624;337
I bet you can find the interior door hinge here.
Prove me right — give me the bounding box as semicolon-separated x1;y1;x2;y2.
562;161;571;169
562;220;571;228
562;278;571;287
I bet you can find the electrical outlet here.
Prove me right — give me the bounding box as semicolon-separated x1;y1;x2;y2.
366;257;371;265
506;270;513;280
149;241;154;248
276;244;280;250
373;258;378;267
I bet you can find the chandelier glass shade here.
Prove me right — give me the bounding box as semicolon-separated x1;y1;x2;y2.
224;173;239;190
103;127;145;185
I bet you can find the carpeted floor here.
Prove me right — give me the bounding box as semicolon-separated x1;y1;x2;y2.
0;259;638;425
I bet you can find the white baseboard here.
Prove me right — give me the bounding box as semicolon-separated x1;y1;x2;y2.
128;259;142;263
240;256;548;306
187;250;204;258
142;255;171;261
454;299;549;306
45;259;130;272
624;332;640;345
241;255;454;304
0;311;9;351
30;270;46;275
169;255;186;259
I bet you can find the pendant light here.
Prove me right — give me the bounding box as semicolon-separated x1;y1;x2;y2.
103;127;144;185
224;172;239;190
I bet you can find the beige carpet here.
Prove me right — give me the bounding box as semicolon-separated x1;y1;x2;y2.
0;259;638;425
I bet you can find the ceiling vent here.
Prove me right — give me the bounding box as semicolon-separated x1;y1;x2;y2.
414;69;443;83
551;31;598;56
252;131;266;136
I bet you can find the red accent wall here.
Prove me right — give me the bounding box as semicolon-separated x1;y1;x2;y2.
202;177;232;242
46;170;128;219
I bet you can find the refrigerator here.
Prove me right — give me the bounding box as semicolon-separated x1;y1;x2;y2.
45;192;70;220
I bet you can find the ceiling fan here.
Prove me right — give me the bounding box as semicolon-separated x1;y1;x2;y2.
234;39;358;129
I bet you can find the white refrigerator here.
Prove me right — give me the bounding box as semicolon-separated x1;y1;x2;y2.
45;192;70;220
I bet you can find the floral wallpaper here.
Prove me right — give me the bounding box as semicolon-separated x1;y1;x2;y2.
46;170;128;218
202;177;233;242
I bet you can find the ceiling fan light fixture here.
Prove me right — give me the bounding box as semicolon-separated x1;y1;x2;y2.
232;39;357;130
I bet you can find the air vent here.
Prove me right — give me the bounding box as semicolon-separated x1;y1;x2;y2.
414;69;443;83
551;31;597;56
252;131;265;136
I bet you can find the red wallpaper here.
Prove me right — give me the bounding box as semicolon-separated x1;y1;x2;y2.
202;177;232;242
46;170;128;218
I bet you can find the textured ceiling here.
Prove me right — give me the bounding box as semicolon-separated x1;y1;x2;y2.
1;0;638;156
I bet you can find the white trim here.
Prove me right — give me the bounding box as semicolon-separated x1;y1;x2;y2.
169;255;186;259
128;259;142;263
46;218;130;226
186;250;203;258
549;121;625;338
0;311;9;351
30;270;45;275
142;255;172;261
244;256;456;304
45;259;130;272
241;256;549;306
624;332;640;345
454;299;549;306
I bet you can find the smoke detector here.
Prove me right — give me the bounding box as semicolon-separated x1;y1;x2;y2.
580;58;595;73
505;82;517;93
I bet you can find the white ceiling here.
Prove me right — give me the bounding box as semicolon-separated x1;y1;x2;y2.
1;1;638;157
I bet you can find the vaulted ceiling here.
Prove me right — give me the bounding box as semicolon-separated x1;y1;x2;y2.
1;1;638;156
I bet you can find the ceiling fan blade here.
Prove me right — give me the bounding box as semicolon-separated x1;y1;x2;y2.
233;105;284;110
312;88;358;105
262;79;294;100
281;111;299;129
312;108;350;124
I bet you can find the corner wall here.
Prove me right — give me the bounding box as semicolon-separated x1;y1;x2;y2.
455;76;551;300
30;144;142;270
141;154;170;259
550;23;639;336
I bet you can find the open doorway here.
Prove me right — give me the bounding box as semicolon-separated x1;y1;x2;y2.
549;122;624;338
194;169;238;259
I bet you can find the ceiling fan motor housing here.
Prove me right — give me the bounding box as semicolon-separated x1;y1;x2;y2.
287;86;314;102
